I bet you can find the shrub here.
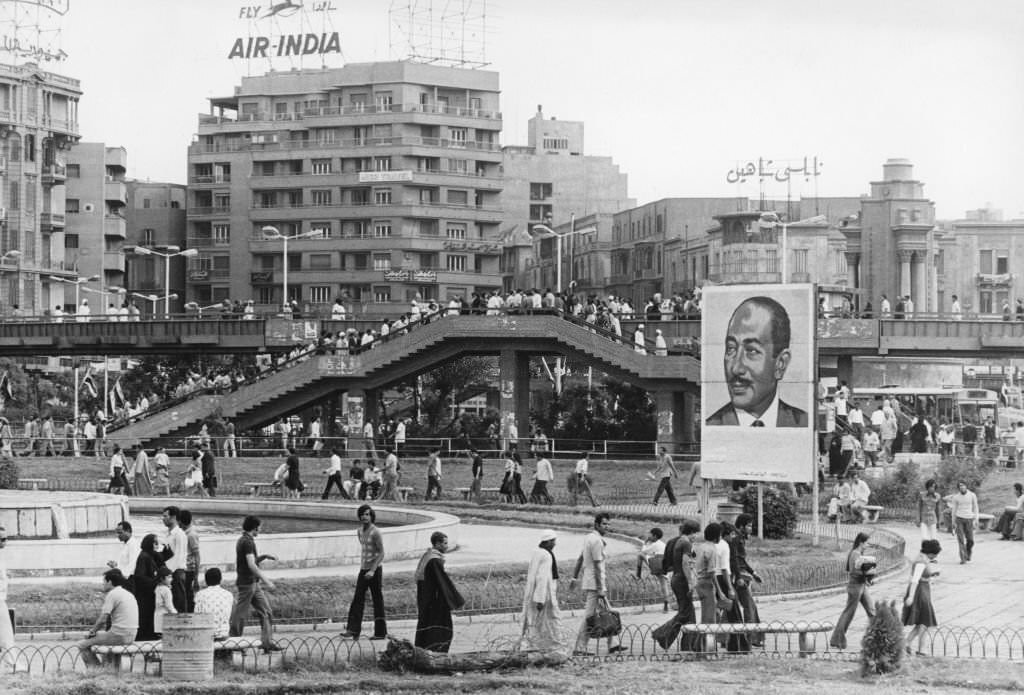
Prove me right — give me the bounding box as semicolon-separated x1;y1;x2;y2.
731;484;797;539
934;453;996;495
861;600;905;676
0;456;19;489
870;459;922;508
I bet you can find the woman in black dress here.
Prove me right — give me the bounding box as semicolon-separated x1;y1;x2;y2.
284;447;304;499
133;533;164;641
903;539;941;656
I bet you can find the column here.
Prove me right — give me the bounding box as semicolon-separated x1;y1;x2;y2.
681;391;697;443
653;390;686;450
913;252;927;313
844;252;860;291
898;250;913;299
499;349;530;448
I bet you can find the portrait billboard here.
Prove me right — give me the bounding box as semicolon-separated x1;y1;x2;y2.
700;284;815;483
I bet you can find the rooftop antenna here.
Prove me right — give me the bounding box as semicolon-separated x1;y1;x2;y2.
0;0;68;65
389;0;490;68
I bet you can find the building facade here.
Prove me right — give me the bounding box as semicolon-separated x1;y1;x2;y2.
936;218;1024;317
63;143;127;312
124;180;187;316
0;61;80;315
187;61;505;315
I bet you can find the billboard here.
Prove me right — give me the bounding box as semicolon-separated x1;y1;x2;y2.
700;284;815;483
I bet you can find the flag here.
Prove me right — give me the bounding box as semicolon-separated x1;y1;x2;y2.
114;377;125;406
108;377;124;412
0;371;12;401
81;365;97;399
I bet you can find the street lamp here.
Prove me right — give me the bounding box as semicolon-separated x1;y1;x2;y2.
127;245;198;317
48;273;100;311
758;212;827;283
261;226;320;313
132;292;178;317
82;285;127;318
530;214;597;294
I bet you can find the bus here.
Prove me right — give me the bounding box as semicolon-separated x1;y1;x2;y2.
853;386;1001;434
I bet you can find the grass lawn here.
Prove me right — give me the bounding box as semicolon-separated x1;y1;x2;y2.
5;654;1024;694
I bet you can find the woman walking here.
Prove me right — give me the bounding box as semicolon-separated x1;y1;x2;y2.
829;531;876;650
903;539;941;656
284;447;304;500
131;446;153;496
917;479;942;540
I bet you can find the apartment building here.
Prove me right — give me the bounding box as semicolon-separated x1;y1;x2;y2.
123;180;187;316
63;143;127;312
186;61;504;315
0;61;80;315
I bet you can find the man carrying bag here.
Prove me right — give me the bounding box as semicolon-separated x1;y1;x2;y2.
571;512;625;656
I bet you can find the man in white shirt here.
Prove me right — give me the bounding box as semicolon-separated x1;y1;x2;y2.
393;419;406;455
948;481;979;564
571;513;624;655
160;505;189;612
529;454;554;504
950;294;962;320
309;416;323;455
195;568;234;640
870;404;886;431
106;521;140;576
76;569;138;666
424;447;443;501
571;452;598;507
880;294;891;316
862;428;881;467
849;471;871;522
321;447;347;500
362;420;376;460
1014;422;1024;466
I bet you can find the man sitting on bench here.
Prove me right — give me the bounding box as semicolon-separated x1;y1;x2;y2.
849;471;872;523
76;569;138;667
195;567;233;640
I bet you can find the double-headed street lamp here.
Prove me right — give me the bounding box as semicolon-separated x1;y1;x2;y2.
261;226;321;312
531;213;597;294
132;292;178;317
82;285;127;318
126;245;198;317
757;212;827;283
49;273;100;310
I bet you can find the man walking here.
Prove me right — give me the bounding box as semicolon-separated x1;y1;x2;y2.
529;453;554;505
424;447;443;501
571;451;598;507
179;509;201;612
321;447;348;500
200;442;217;498
468;447;484;503
571;513;624;655
381;446;399;501
949;481;979;564
520;529;565;652
228;516;280;651
414;531;464;652
342;505;387;640
652;446;678;505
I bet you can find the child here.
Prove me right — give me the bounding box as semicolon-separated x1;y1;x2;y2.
183;452;208;498
154;566;177;638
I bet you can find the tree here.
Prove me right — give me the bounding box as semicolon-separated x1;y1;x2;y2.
414;357;497;431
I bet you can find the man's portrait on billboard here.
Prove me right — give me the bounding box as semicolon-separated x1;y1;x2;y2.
705;296;808;427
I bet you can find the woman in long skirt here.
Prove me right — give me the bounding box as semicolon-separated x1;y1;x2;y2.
132;446;153;496
903;539;941;656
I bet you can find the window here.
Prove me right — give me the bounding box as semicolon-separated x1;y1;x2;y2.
311;159;332;175
449;127;467;147
309;286;332;303
996;251;1010;275
374;222;392;238
446;255;466;271
350;93;367;112
373;286;391;303
447;190;468;206
530;183;553;200
374;189;392;205
374;157;391;171
446;223;466;239
212;287;231;302
66;198;79;214
418;252;437;269
258;254;276;270
529;204;552;221
353;253;368;270
257;287;275;304
143;198;151;209
542;137;568;150
793;249;809;275
979;250;993;275
372;124;392;143
375;93;393;112
419;188;437;204
213;255;230;277
373;254;392;271
353;126;368;145
8;181;18;210
142;229;154;247
64;234;78;248
310;222;330;238
474;255;484;273
351;188;370;205
449;159;468;174
311;189;332;206
213;224;230;245
214;193;230;210
66;163;80;178
309;254;332;270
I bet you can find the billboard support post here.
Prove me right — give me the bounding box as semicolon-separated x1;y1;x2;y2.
757;483;764;540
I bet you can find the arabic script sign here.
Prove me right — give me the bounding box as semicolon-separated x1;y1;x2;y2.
726;157;823;184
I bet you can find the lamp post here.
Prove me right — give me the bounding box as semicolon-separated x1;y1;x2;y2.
126;245;198;317
1;250;22;311
261;226;320;313
758;212;827;283
131;292;178;317
531;213;597;294
48;273;100;311
82;285;127;319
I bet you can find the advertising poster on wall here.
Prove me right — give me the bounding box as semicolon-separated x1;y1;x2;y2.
700;284;815;483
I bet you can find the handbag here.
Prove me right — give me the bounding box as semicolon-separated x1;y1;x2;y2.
586;597;622;638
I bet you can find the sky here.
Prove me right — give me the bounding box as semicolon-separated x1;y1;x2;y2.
21;0;1024;220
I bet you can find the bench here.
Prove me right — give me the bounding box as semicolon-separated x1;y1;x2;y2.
245;481;281;497
977;513;995;531
395;486;414;502
455;486;502;500
93;636;268;671
677;621;834;656
19;478;47;490
861;505;884;523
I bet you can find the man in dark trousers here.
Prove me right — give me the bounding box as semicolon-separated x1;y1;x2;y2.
200;442;217;497
342;505;387;640
227;515;280;652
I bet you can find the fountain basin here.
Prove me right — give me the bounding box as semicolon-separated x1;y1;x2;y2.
0;491;127;539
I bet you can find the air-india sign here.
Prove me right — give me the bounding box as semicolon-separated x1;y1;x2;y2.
229;1;341;60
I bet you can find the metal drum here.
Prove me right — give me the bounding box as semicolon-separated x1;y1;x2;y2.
162;613;217;681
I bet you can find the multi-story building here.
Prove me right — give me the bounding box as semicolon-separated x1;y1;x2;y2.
187;61;504;315
0;61;80;315
936;217;1024;317
123;180;187;316
63;143;128;312
503;106;633;291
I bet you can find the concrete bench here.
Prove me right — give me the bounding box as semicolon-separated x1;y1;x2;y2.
92;640;161;671
395;486;414;502
977;513;995;531
455;486;501;500
245;481;281;497
19;478;47;490
862;505;884;523
678;621;834;656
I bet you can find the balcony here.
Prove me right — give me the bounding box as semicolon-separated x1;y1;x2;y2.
41;164;66;185
103;215;126;239
187;236;230;248
186;206;232;218
189;174;232;186
190;134;503;157
103;252;126;273
977;272;1013;287
251;270;274;283
104;180;127;204
40;212;65;229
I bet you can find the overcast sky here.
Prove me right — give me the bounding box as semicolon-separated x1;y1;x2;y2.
36;0;1024;220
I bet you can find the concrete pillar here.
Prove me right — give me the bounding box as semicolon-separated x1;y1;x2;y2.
681;391;697;443
499;349;531;449
654;390;686;451
844;252;860;292
913;252;927;314
898;250;913;299
836;355;854;389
